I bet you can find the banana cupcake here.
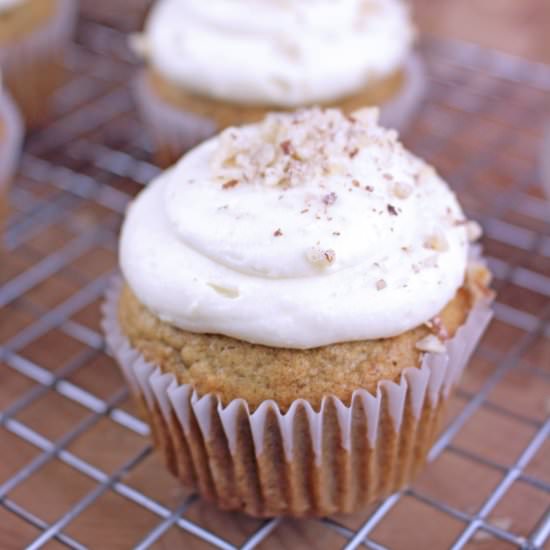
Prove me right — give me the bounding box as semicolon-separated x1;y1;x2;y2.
103;107;493;517
0;0;78;127
132;0;423;166
0;80;23;235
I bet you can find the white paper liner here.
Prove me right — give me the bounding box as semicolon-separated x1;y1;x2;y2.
0;90;23;193
134;54;426;165
102;273;492;465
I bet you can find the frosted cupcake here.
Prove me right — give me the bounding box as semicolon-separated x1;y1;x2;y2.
0;0;78;127
132;0;423;166
0;79;23;234
103;108;493;517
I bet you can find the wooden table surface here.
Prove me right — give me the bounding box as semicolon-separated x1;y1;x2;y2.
411;0;550;63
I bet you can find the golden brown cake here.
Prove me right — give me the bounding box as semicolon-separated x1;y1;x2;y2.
104;107;493;517
0;0;77;127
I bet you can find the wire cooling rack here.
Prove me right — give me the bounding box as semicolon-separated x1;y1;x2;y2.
1;4;550;550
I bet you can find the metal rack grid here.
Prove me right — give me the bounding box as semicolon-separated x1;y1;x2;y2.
1;5;550;550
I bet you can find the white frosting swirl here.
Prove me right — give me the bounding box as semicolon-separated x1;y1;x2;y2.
120;109;470;349
0;0;25;11
142;0;414;107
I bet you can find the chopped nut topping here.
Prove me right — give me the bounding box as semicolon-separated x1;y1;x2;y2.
211;107;394;189
415;334;446;354
424;231;449;252
273;228;283;237
222;179;239;190
466;220;483;242
365;185;374;192
280;140;292;155
322;192;338;206
425;316;449;340
376;279;387;291
306;247;336;268
387;204;398;216
392;181;413;199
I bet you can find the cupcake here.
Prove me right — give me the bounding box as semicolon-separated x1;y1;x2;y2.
132;0;424;167
0;0;78;127
0;79;23;235
103;107;493;517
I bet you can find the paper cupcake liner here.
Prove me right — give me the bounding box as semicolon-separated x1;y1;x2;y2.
134;54;426;167
0;0;78;127
102;270;492;517
0;90;24;232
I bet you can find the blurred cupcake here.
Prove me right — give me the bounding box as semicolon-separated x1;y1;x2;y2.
132;0;423;166
103;107;493;517
0;0;78;127
0;78;23;236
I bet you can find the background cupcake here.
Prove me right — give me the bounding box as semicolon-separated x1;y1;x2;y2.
133;0;424;166
0;0;78;127
103;107;493;517
0;78;23;236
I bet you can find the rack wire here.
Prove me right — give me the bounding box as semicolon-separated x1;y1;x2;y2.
1;4;550;550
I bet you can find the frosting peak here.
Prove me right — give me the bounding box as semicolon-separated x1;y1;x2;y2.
120;108;473;349
141;0;414;106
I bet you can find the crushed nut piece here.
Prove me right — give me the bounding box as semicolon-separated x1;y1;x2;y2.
466;220;483;242
387;204;398;216
365;185;374;192
425;316;449;340
273;228;283;237
306;247;336;268
322;192;338;206
222;179;239;190
376;279;387;291
424;231;449;252
392;181;413;199
416;335;446;354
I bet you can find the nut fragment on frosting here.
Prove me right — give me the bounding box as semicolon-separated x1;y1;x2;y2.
120;107;474;349
211;107;386;189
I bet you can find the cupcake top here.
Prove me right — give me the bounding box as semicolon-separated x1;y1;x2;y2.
120;107;479;349
136;0;414;107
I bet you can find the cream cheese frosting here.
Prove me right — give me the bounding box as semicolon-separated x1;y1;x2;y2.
139;0;414;107
120;108;473;349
